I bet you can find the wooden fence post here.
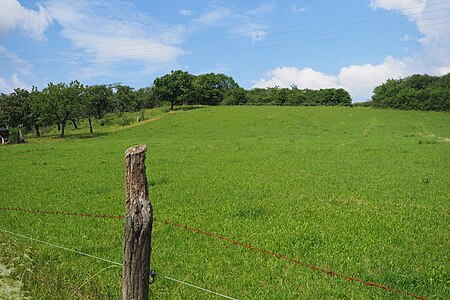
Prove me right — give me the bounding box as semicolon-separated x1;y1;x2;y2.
123;144;153;300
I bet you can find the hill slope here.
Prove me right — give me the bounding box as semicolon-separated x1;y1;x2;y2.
0;106;449;299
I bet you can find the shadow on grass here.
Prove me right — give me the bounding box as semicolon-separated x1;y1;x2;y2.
29;131;111;141
172;105;205;111
65;132;110;139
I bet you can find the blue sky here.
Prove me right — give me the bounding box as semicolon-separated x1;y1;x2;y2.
1;0;449;101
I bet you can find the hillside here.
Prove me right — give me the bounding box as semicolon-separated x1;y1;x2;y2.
0;106;449;299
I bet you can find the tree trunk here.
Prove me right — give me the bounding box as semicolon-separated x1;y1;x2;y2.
170;101;174;110
123;145;152;300
72;119;78;129
34;123;40;137
60;121;66;137
88;117;93;134
57;122;61;131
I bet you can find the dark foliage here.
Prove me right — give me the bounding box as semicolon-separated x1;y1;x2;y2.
224;87;352;106
371;74;450;111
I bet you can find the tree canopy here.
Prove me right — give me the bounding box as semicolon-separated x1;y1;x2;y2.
152;70;194;110
371;74;450;111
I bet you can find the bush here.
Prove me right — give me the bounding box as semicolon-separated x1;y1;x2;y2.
120;116;132;126
137;110;145;121
99;117;113;126
371;74;450;111
160;106;170;113
7;127;25;144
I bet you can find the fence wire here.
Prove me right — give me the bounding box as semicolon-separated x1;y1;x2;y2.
0;206;428;300
0;227;239;300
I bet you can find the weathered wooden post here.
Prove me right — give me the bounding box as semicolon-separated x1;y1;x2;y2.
123;145;153;300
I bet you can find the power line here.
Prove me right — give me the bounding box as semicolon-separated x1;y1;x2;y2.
2;3;449;67
1;17;448;71
8;1;450;58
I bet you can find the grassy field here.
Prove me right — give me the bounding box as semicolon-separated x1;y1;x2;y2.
0;106;449;299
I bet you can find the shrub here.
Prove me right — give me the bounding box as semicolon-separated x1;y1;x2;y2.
99;117;113;126
120;116;132;126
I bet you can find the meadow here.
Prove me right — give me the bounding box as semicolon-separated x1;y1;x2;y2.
0;106;449;299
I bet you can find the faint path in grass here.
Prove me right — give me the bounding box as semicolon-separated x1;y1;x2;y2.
0;263;28;300
114;115;164;131
418;121;450;143
26;110;179;143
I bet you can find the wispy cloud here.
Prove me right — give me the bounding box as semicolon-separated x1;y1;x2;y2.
179;9;194;17
255;0;450;101
192;7;231;27
189;2;274;42
43;0;186;80
0;74;29;92
0;46;33;76
291;4;309;14
0;0;52;41
246;2;276;16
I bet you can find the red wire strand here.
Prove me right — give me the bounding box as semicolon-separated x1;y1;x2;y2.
0;207;428;299
0;207;123;219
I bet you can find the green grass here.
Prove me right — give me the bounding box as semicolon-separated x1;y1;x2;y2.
0;106;449;299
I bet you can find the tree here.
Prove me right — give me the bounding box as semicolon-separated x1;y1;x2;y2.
153;70;194;110
193;73;239;105
0;90;27;129
83;84;113;134
87;84;113;119
135;87;159;109
114;85;136;113
371;74;450;111
41;81;85;137
29;87;43;137
0;87;44;140
222;87;248;105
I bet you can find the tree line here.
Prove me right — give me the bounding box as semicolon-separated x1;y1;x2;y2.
0;82;158;140
152;70;351;107
369;73;450;111
6;71;446;142
0;70;353;142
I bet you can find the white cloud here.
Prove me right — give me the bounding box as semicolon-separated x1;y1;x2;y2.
338;56;410;101
0;46;32;75
0;74;29;93
193;7;230;27
249;30;267;42
254;0;450;102
247;2;276;16
369;0;450;74
253;57;416;101
370;0;426;13
0;0;52;41
43;0;186;79
192;3;273;42
254;67;338;90
179;9;194;17
242;2;274;42
291;4;309;14
231;23;268;42
0;46;33;93
371;0;449;44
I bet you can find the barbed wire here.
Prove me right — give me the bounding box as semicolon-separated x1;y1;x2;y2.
158;220;427;299
0;207;123;219
0;227;239;300
163;276;238;300
0;227;121;266
0;206;428;299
